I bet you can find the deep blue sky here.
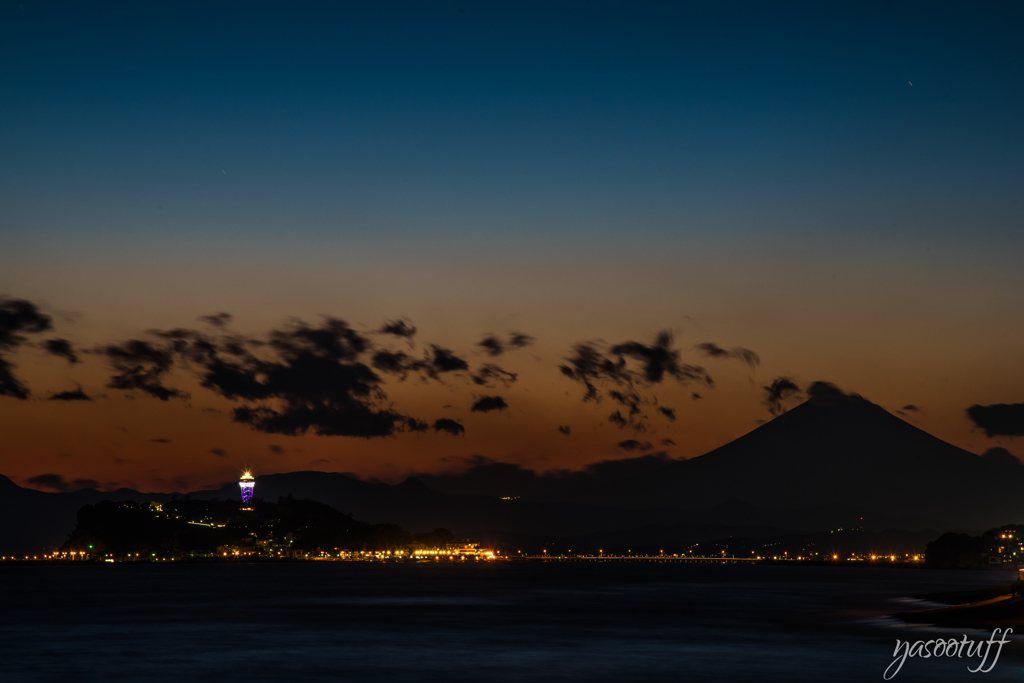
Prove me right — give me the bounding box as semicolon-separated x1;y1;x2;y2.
3;1;1021;240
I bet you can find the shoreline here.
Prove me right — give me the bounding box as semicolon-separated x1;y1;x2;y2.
0;556;967;568
895;582;1024;629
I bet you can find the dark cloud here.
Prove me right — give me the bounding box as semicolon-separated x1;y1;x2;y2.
471;395;508;413
967;403;1024;438
182;317;494;437
25;473;100;492
179;318;421;438
561;332;712;429
21;304;533;439
981;447;1021;466
150;438;172;443
0;298;53;399
370;349;415;377
557;425;571;435
379;319;417;339
902;404;920;412
43;338;80;364
198;313;232;328
48;387;91;401
608;389;643;427
763;377;801;416
692;392;702;400
233;402;403;439
373;344;470;380
209;448;228;457
269;444;285;454
405;417;430;432
695;342;761;369
610;331;712;385
617;439;654;452
101;339;185;401
661;438;676;446
560;342;626;401
0;357;30;400
477;335;505;357
268;318;369;359
608;411;628;428
508;333;535;349
0;298;52;348
657;406;676;421
432;418;465;436
428;345;469;374
477;332;535;357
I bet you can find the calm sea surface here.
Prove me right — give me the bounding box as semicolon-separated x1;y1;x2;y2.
0;562;1019;682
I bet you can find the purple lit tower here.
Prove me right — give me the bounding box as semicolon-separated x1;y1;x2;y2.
239;471;255;504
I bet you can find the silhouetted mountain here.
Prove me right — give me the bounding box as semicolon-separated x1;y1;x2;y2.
567;388;1024;531
0;475;177;555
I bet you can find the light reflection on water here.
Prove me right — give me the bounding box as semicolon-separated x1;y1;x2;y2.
0;563;1019;682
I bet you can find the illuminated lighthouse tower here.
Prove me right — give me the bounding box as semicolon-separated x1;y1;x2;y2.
239;471;255;504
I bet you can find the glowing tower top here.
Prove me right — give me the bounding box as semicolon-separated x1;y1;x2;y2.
239;471;255;504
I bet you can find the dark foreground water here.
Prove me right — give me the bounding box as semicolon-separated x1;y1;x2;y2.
0;562;1020;682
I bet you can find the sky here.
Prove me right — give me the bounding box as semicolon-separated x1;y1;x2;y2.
1;0;1022;492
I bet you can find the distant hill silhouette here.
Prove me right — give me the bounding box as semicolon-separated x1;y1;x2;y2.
3;386;1022;554
0;476;178;555
416;452;679;500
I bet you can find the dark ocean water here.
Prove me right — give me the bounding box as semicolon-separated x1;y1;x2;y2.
0;562;1019;682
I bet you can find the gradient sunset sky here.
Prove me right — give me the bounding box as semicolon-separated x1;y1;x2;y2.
1;1;1022;492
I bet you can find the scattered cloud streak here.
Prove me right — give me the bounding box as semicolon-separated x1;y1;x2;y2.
763;377;801;416
198;313;232;328
0;298;53;399
471;363;517;387
379;319;417;339
560;331;712;429
695;342;760;369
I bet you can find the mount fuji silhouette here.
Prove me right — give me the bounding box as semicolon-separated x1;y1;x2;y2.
554;383;1024;531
